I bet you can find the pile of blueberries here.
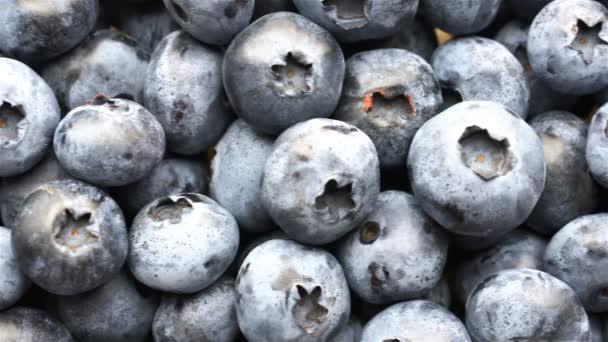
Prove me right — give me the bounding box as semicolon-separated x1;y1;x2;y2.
2;0;608;341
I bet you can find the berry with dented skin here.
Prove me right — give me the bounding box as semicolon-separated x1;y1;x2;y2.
0;58;61;177
144;30;232;155
407;101;546;237
421;0;501;36
223;12;345;135
0;226;30;311
236;239;351;342
262;118;380;245
53;96;166;187
0;307;74;342
12;180;128;296
587;103;608;188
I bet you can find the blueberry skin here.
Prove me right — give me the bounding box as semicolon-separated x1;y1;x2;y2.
527;111;599;235
466;269;591;342
528;0;608;95
587;103;608;188
0;58;61;177
0;0;99;63
210;119;274;234
337;191;448;304
0;226;30;311
163;0;254;45
12;180;128;296
420;0;501;36
293;0;418;43
361;300;471;342
544;214;608;313
236;239;351;342
53;97;166;187
494;21;579;117
333;49;442;170
223;12;345;135
453;229;548;305
113;158;209;218
0;307;74;342
231;230;288;273
261;118;380;245
153;276;238;342
144;30;232;155
507;0;553;20
128;194;239;293
0;153;74;229
432;37;530;118
41;30;149;113
57;271;158;342
407;101;546;237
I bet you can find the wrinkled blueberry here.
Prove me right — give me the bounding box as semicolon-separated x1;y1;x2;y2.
587;102;608;188
0;226;30;311
0;307;73;341
421;0;501;36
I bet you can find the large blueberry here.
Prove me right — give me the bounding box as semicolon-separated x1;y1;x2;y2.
587;102;608;188
421;0;501;35
0;226;30;311
0;307;73;341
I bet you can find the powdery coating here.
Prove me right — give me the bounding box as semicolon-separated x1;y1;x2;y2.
420;0;501;35
527;111;599;235
128;194;239;293
293;0;418;43
145;30;232;155
41;29;149;113
0;0;98;62
0;58;61;177
210;119;274;233
223;12;345;135
544;213;608;313
453;229;548;305
431;37;530;118
587;103;608;188
57;271;158;342
113;158;209;217
333;49;442;169
337;191;448;304
236;239;351;342
53;98;166;187
110;4;179;53
507;0;553;20
0;307;74;342
0;227;30;311
163;0;254;45
153;276;238;342
528;0;608;95
360;300;471;342
466;269;591;342
0;153;74;229
12;180;128;295
262;118;380;245
407;101;546;237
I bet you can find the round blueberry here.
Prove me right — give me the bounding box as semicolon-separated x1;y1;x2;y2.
0;226;30;311
0;307;73;341
587;102;608;188
421;0;501;36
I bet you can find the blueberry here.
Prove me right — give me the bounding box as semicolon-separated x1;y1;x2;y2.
544;213;608;313
431;37;530;118
223;12;345;135
41;29;149;113
361;300;471;342
53;96;166;187
12;180;128;296
0;307;74;341
528;0;608;95
231;230;288;273
235;239;351;341
56;271;158;342
153;276;238;342
453;229;548;305
210;119;275;234
293;0;419;43
587;102;608;188
0;0;99;63
163;0;254;45
144;30;232;155
0;226;30;311
407;101;546;237
261;118;380;244
128;194;239;293
337;191;448;304
420;0;502;36
466;269;591;342
0;58;61;177
527;111;599;235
